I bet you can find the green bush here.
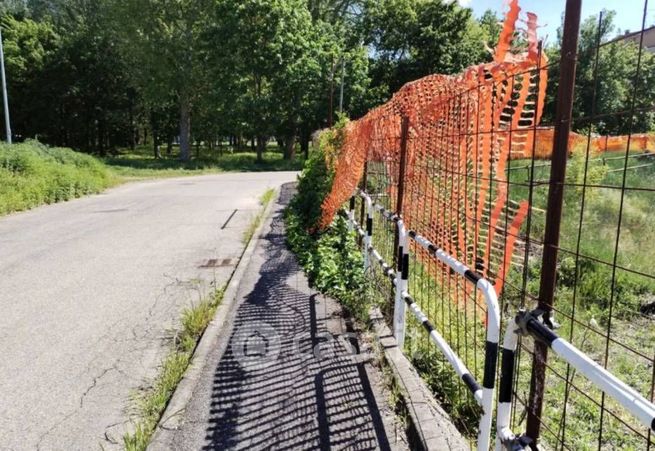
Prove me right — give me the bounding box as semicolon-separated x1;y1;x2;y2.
288;147;334;231
285;137;371;321
0;140;116;215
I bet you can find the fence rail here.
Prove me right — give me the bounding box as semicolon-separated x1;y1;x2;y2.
323;0;655;448
344;193;655;450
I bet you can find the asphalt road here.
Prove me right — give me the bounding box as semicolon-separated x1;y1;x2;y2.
0;172;296;451
152;184;408;451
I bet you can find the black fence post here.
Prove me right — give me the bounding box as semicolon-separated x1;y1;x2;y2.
393;116;410;265
358;161;368;246
525;0;582;448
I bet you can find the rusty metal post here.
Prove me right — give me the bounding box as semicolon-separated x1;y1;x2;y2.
358;161;368;246
391;116;409;314
393;116;410;264
525;0;582;448
396;116;410;216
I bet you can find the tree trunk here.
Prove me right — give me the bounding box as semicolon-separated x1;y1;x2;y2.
283;135;296;160
251;137;256;152
166;136;173;156
179;95;191;162
256;136;266;162
98;119;106;157
300;128;310;160
153;130;161;159
129;103;136;150
151;112;161;159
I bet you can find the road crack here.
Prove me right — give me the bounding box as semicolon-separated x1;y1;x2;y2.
80;366;116;408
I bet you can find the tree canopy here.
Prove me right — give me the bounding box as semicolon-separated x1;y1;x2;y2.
545;10;655;135
0;0;515;160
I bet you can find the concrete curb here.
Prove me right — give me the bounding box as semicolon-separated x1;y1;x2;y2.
369;307;469;451
147;187;280;450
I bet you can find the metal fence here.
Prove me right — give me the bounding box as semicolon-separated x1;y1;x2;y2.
327;0;655;449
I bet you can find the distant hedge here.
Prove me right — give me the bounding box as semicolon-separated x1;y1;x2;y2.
0;141;117;215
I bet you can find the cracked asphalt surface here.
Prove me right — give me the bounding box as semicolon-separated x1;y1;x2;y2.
155;184;408;450
0;172;296;451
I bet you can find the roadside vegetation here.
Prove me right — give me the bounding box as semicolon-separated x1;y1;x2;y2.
242;189;276;245
123;287;225;451
0;141;303;217
285;122;371;322
285;121;487;434
0;141;117;215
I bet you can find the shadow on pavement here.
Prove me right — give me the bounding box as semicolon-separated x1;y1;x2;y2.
202;183;392;450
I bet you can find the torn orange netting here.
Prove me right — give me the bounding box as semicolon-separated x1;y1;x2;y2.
321;0;546;299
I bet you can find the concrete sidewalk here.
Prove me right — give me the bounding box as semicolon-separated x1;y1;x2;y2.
151;183;408;450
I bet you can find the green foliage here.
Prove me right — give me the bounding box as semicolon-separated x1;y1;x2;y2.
285;144;370;321
544;10;655;134
242;188;276;245
111;0;210;160
362;0;493;97
287;210;371;321
288;144;335;231
565;146;608;201
0;141;116;215
124;286;225;451
1;0;493;158
2;4;136;154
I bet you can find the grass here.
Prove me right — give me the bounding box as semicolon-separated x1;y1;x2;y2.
507;150;655;287
0;141;304;217
104;144;305;179
501;150;655;449
123;287;225;451
0;140;118;215
241;188;276;245
284;132;655;448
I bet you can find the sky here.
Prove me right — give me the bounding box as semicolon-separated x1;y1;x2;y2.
462;0;655;46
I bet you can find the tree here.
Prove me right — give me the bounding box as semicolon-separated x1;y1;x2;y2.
2;0;507;161
544;11;655;134
362;0;492;100
477;9;502;49
307;0;362;23
210;0;321;161
2;2;138;153
112;0;210;161
1;14;59;141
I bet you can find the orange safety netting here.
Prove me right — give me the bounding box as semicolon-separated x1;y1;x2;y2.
321;0;547;297
509;128;655;160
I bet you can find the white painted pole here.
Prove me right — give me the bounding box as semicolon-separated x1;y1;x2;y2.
393;220;408;347
0;27;11;144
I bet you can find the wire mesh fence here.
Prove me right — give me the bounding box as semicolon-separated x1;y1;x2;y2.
323;0;655;449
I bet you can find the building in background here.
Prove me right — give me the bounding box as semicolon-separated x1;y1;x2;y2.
621;25;655;53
